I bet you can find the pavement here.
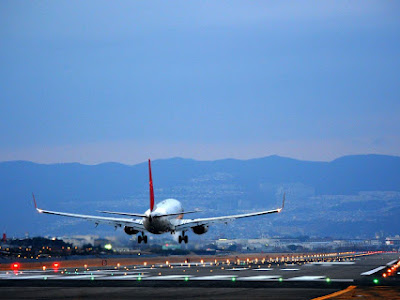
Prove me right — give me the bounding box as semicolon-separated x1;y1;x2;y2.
0;252;399;299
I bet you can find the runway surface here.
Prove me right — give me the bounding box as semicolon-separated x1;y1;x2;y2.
0;252;399;299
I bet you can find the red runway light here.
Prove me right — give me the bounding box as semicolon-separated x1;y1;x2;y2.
53;262;60;268
11;263;20;270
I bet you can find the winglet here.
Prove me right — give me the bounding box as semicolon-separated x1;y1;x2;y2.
32;193;37;209
278;193;285;213
32;193;42;213
148;159;155;212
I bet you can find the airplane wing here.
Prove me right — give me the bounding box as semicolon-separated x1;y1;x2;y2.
174;193;285;232
32;194;145;231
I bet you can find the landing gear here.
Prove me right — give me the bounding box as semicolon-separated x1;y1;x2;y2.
138;232;148;244
178;231;188;244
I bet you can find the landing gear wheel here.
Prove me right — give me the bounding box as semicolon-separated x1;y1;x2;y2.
184;235;188;244
143;235;148;243
178;236;182;244
138;235;142;244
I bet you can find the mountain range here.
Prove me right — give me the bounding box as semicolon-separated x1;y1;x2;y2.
1;154;400;239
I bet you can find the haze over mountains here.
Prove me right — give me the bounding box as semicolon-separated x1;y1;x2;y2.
1;154;400;238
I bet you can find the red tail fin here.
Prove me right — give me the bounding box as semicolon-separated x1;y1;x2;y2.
148;159;155;212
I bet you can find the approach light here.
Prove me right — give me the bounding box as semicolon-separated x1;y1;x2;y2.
104;244;112;250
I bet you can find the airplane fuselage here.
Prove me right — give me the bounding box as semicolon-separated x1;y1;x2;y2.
142;198;183;234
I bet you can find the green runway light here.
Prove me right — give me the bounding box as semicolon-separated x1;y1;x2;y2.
373;279;379;284
278;278;283;282
90;276;94;281
184;276;189;281
231;277;236;282
137;276;142;281
326;278;331;283
43;276;47;280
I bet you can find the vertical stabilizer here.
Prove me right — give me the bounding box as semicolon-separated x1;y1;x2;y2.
148;159;155;212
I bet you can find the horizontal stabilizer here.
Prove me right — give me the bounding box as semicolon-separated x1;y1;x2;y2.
98;211;147;218
153;210;202;219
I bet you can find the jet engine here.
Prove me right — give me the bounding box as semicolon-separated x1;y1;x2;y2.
191;225;209;235
124;226;139;235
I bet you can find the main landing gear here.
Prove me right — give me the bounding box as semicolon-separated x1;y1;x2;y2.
138;232;148;244
178;231;188;244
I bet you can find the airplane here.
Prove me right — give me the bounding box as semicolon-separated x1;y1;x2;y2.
33;159;285;244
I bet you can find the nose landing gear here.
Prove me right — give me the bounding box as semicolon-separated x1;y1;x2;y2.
138;232;148;244
178;231;188;244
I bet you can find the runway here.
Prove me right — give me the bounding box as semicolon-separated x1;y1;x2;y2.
0;252;399;299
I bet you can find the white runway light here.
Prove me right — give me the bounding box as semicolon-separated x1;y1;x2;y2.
287;276;326;281
144;275;192;280
59;275;106;280
191;275;234;280
361;266;386;276
238;276;281;281
311;262;355;265
101;275;147;280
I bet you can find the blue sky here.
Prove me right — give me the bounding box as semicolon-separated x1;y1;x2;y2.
1;1;399;164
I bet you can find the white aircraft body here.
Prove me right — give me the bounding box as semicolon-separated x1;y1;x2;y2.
33;159;285;244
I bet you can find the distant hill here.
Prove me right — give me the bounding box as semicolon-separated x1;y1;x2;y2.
1;154;400;238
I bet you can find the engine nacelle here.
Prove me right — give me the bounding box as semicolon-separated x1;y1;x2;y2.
191;225;209;235
124;226;139;235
